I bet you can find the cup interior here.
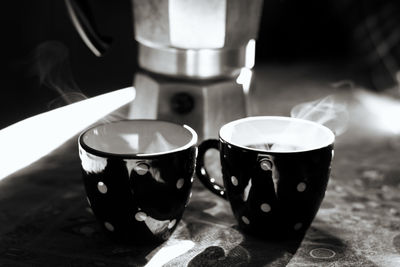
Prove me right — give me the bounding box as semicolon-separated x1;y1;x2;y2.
80;120;197;156
219;116;334;152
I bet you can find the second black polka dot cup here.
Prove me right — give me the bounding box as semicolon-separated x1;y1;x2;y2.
78;120;197;244
196;116;334;239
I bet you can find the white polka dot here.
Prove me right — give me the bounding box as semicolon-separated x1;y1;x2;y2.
97;181;108;194
213;184;222;191
331;150;335;159
260;159;272;171
227;144;232;148
297;182;307;192
135;163;149;175
190;177;194;183
86;197;91;207
294;222;303;230
104;222;114;232
135;211;147;221
260;203;271;213
176;179;184;189
241;216;250;225
231;176;238;186
168;219;177;229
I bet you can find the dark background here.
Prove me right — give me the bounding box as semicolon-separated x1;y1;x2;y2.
0;0;368;129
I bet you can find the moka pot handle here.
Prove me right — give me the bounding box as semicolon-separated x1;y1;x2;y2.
64;0;112;57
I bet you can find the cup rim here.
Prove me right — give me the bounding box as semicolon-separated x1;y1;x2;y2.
79;119;198;158
219;116;335;153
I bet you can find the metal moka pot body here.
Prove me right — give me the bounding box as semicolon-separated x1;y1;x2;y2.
65;0;263;139
133;0;263;79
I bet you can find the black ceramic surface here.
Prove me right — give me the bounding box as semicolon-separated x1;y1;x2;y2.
196;116;334;239
78;120;197;244
219;142;333;238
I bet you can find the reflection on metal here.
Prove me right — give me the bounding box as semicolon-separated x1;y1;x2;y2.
169;0;226;49
0;87;135;180
245;39;256;69
131;72;249;140
137;42;247;79
236;67;253;95
134;0;263;78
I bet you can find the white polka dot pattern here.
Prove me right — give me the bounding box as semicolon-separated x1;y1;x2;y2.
97;181;108;194
242;216;250;225
297;182;307;192
104;222;114;232
231;176;238;186
260;203;271;213
176;179;184;189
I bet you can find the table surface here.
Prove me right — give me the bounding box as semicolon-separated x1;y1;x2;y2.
1;63;400;266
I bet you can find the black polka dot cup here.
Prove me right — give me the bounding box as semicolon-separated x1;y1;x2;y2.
196;116;334;239
78;120;197;244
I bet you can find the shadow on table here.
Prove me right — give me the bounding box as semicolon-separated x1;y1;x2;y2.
187;235;302;267
186;224;346;267
183;196;356;267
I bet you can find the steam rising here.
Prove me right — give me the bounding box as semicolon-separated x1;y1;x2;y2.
0;41;136;179
34;41;85;107
291;94;349;136
239;93;348;152
33;41;125;122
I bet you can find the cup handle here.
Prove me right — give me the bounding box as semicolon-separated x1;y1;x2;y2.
195;139;227;200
